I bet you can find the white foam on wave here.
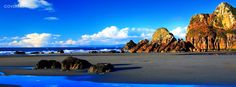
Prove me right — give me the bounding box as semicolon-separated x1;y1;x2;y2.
0;51;15;55
0;48;122;55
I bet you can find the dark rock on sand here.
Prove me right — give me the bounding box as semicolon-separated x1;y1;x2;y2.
34;60;61;69
100;50;120;53
48;52;55;54
48;60;62;69
30;52;44;54
108;50;120;53
88;63;114;73
57;50;64;54
89;51;98;53
62;56;92;71
14;51;26;54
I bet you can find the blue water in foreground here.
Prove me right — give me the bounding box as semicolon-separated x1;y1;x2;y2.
0;75;218;87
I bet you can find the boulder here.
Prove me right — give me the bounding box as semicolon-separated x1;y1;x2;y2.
57;50;64;54
34;60;61;69
14;51;25;54
88;63;114;73
89;51;98;53
31;52;44;54
108;50;120;53
48;60;62;69
61;56;92;71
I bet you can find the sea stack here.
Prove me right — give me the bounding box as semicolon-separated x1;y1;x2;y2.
123;28;194;53
186;2;236;52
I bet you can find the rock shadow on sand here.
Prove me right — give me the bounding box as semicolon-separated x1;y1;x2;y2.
112;64;131;66
111;63;142;72
114;67;142;72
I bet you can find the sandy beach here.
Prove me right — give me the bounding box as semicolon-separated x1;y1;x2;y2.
0;53;236;86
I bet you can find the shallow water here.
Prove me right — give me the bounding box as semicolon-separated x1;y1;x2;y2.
0;67;232;87
0;74;224;87
0;66;33;70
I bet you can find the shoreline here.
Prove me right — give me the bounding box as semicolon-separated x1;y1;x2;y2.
0;53;236;86
0;51;236;57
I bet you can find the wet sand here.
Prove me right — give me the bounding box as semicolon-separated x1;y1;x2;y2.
0;53;236;86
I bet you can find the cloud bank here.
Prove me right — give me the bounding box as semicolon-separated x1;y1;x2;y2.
76;26;154;45
0;26;187;47
9;33;52;47
81;26;129;41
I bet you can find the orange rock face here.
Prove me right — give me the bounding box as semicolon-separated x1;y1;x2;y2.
121;40;137;53
123;2;236;53
186;2;236;51
123;28;194;53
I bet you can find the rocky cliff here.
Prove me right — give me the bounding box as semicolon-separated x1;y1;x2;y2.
186;2;236;52
122;28;194;53
122;2;236;53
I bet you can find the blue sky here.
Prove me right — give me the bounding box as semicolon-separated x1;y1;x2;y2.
0;0;235;47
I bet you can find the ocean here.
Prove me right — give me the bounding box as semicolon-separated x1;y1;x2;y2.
0;45;124;55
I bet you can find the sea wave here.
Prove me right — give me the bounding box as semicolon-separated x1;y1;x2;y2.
0;48;121;55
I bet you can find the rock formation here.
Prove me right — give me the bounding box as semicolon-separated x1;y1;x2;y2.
61;56;92;71
33;57;115;74
186;2;236;52
57;50;64;54
123;2;235;53
123;28;194;53
34;60;61;69
121;40;137;52
14;51;26;54
88;63;114;73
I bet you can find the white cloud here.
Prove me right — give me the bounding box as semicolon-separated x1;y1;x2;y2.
140;33;153;39
81;26;129;41
65;39;76;45
130;28;155;39
170;26;187;39
17;0;53;10
44;17;59;21
0;26;157;47
0;33;79;47
9;33;52;47
76;26;155;45
55;39;77;45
